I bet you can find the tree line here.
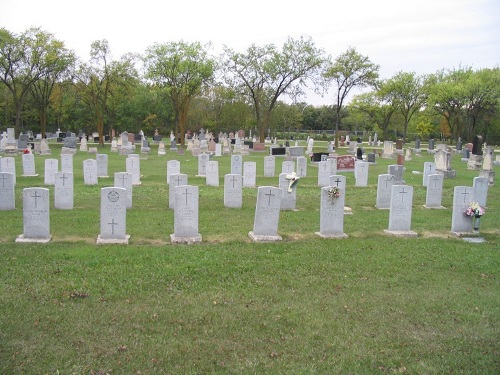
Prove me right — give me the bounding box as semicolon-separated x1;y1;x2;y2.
1;27;499;146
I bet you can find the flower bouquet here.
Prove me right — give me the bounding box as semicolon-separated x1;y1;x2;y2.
464;202;485;218
327;186;340;202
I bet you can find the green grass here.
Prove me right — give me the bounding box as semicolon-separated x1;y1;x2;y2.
0;141;499;374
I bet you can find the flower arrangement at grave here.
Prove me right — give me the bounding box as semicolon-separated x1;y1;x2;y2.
464;202;485;218
285;172;300;193
327;186;340;202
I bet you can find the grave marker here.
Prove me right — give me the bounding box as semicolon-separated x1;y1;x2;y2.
83;159;98;185
243;161;256;187
16;188;51;243
54;171;74;209
114;172;133;209
315;185;348;238
169;173;188;209
22;153;38;176
206;160;219;186
171;185;202;244
0;172;15;210
248;186;282;242
384;185;417;237
97;187;129;244
264;156;275;177
376;174;395;209
44;158;58;185
424;174;445;209
451;186;475;235
224;174;243;208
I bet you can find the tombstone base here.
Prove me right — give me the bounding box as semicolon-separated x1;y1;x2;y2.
423;205;446;209
170;234;202;244
96;234;130;244
451;230;479;237
22;174;39;177
315;232;348;239
248;231;282;242
383;230;418;237
16;234;52;243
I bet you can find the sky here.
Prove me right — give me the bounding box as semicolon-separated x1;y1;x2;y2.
1;0;499;106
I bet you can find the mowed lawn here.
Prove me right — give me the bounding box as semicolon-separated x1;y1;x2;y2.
0;141;499;374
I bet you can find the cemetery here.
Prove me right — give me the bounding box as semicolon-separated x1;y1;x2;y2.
0;135;498;373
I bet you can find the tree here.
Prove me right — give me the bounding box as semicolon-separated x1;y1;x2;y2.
144;41;215;146
223;36;324;142
323;47;379;148
382;71;427;142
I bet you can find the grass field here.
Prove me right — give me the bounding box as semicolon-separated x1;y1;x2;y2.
0;141;499;374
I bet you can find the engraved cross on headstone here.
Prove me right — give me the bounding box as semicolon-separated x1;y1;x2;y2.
0;174;7;188
265;189;275;206
333;177;342;187
118;174;127;187
230;175;238;188
461;189;470;203
398;187;408;203
32;190;42;208
59;173;68;186
182;188;192;205
108;218;118;235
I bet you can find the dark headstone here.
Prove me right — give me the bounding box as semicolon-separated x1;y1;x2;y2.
356;147;363;160
415;139;421;149
270;147;286;156
312;152;329;162
396;139;403;150
456;139;462;151
367;153;376;163
472;135;483;155
357;137;361;143
153;135;162;142
428;139;435;150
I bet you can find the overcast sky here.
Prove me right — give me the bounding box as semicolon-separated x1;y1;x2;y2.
1;0;498;105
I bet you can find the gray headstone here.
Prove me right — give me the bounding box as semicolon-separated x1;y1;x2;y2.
224;174;243;208
114;172;133;209
296;156;307;177
473;176;488;209
231;155;243;175
424;174;444;209
97;187;129;244
422;162;436;187
171;185;202;244
243;162;256;188
83;159;98;185
279;173;297;211
215;143;222;156
44;158;58;185
0;172;15;210
126;156;141;185
385;185;417;236
264;156;275;177
329;175;346;190
281;160;295;174
169;173;188;209
96;154;109;177
1;157;16;185
315;185;348;238
54;171;74;209
376;174;395;209
249;186;283;242
197;153;209;176
166;160;181;184
61;154;73;173
355;161;369;187
388;164;404;184
16;188;51;242
318;160;332;187
451;186;474;234
206;160;219;187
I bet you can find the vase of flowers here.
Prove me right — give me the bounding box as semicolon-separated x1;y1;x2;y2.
464;202;485;231
327;186;340;202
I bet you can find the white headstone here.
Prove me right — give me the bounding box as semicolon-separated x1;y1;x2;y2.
355;161;369;187
114;172;133;209
83;159;98;185
451;186;474;235
22;153;37;176
166;160;181;184
206;160;219;187
376;174;395;209
248;186;283;242
1;157;16;185
54;171;74;209
281;161;295;174
315;185;348;238
384;185;417;236
264;156;275;177
44;158;58;185
169;173;188;209
306;138;314;153
126;156;141;185
16;188;51;242
473;176;488;209
79;137;88;152
197;153;209;176
96;154;109;177
296;156;307;177
170;185;202;244
318;160;332;187
243;162;257;188
0;172;15;210
231;155;243;175
60;154;73;173
424;174;444;209
422;162;436;187
97;187;129;244
215;143;222;157
158;141;166;155
224;174;243;208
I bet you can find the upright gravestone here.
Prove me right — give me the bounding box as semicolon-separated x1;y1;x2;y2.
422;162;436;187
434;149;456;178
231;155;243;175
169;173;188;209
467;135;483;170
355;161;369;187
243;162;257;188
166;160;181;185
96;154;109;177
281;160;295;174
97;187;129;244
54;171;74;209
16;188;51;243
224;174;243;208
329;175;347;190
197;153;209;176
0;172;15;210
318;160;333;187
79;137;88;152
215;143;222;157
44;158;58;185
451;186;475;235
279;173;297;211
1;157;16;185
60;153;73;173
126;155;141;185
206;160;219;187
315;185;348;238
376;174;395;209
473;176;488;209
296;156;307;177
427;138;435;154
382;141;394;158
171;185;202;244
83;159;98;185
22;153;38;176
40;139;51;155
384;185;417;237
264;156;275;177
479;146;495;185
158;142;166;155
114;172;133;209
248;186;283;242
388;164;404;184
424;174;445;209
